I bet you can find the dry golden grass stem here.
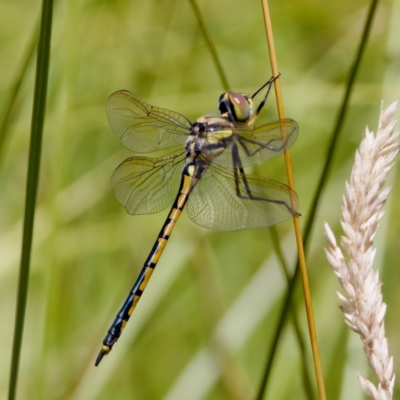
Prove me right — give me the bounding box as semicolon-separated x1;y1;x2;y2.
260;1;327;399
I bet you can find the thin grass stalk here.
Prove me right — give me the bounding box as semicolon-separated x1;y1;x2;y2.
0;19;38;163
8;1;54;399
269;227;315;400
324;101;398;399
305;0;379;241
256;0;380;397
257;1;326;399
187;0;230;92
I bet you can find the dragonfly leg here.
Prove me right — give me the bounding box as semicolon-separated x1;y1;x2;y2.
232;144;253;198
232;143;298;216
237;135;290;159
248;74;280;124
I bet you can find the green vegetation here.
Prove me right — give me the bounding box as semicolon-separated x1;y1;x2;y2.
1;0;399;399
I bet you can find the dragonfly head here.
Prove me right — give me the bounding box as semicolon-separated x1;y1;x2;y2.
218;91;251;122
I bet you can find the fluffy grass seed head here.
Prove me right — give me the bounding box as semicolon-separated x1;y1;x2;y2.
324;101;399;400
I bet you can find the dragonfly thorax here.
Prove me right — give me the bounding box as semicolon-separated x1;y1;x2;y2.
188;116;235;162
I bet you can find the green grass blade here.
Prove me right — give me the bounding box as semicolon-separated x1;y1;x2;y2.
325;325;349;399
187;0;230;91
8;1;54;399
302;0;379;239
269;226;316;400
256;0;380;398
0;19;38;165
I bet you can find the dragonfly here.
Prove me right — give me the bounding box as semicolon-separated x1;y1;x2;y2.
95;75;299;366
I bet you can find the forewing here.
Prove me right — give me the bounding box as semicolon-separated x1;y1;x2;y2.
187;163;298;231
106;90;191;153
209;118;298;168
111;151;186;214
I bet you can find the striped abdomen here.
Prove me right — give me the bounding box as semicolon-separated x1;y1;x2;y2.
95;164;198;366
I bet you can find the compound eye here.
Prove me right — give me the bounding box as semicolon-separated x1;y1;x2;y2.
227;92;250;122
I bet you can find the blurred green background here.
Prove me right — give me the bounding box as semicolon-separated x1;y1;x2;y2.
1;0;400;399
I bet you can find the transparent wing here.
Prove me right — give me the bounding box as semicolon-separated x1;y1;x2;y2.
111;151;186;214
187;162;298;231
106;90;192;153
209;118;298;168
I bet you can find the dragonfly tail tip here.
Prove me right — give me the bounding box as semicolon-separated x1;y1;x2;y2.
95;350;105;366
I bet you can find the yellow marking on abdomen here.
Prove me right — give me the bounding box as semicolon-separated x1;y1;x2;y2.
176;194;188;209
128;294;141;316
169;207;181;221
101;345;111;354
139;267;154;291
164;217;179;237
150;238;168;264
186;166;195;180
